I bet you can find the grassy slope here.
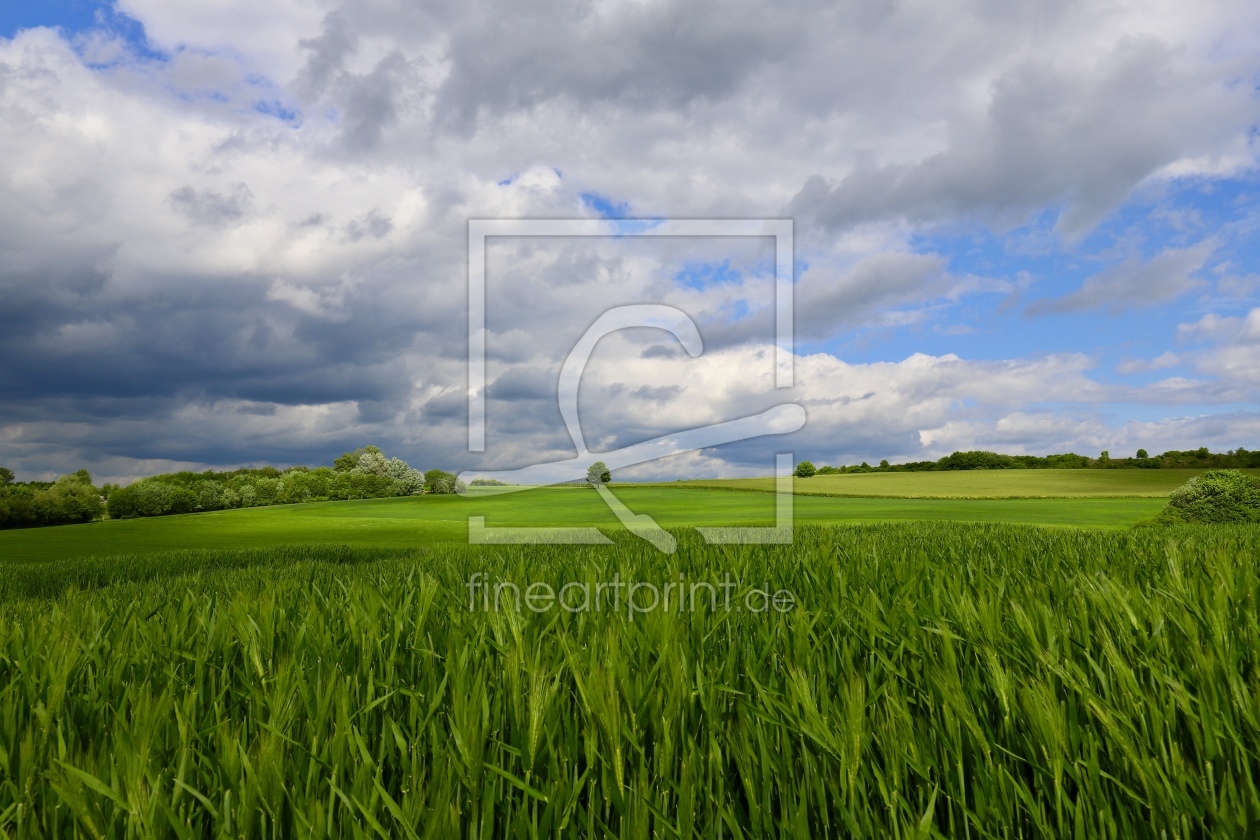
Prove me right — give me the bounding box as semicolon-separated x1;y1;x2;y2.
670;467;1260;498
0;485;1165;563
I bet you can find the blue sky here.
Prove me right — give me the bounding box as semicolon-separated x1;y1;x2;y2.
1;0;1258;480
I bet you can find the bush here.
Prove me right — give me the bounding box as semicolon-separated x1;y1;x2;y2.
1155;470;1260;524
793;461;816;478
424;469;465;495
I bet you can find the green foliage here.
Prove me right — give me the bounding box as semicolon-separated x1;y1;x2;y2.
0;470;103;529
105;448;430;520
793;460;816;478
1155;469;1260;524
0;467;13;486
937;450;1016;470
2;524;1260;835
334;444;382;472
809;447;1260;475
470;478;512;486
424;469;464;495
586;461;610;484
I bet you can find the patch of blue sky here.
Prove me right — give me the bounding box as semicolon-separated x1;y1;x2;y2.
2;0;112;40
3;0;301;127
252;99;300;124
580;192;665;234
817;174;1260;371
14;0;171;64
673;259;743;290
581;192;630;219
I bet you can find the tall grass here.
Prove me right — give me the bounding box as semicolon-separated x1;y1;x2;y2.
1;523;1258;837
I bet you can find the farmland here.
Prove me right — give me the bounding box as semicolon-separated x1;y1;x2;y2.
1;472;1258;836
2;523;1260;836
671;467;1260;498
0;485;1167;563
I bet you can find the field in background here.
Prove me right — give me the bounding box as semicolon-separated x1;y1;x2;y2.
0;485;1167;563
2;524;1258;836
671;467;1260;498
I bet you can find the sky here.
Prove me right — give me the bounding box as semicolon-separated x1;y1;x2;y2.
1;0;1259;483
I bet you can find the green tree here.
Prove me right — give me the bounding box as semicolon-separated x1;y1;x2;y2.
586;461;610;485
1136;449;1149;459
0;467;13;486
335;445;382;472
793;461;816;478
425;469;463;495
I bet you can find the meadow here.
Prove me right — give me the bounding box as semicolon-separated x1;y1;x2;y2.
2;524;1260;837
0;485;1165;564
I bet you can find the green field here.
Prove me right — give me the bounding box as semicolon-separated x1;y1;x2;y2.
3;524;1260;836
3;471;1257;836
671;467;1260;498
0;485;1167;563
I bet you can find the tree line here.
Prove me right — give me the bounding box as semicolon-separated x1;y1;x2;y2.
0;446;464;528
793;447;1260;477
0;468;104;529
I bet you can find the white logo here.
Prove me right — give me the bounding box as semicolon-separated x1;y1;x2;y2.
460;219;803;552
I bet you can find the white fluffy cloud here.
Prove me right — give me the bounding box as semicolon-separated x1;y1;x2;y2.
1;0;1259;480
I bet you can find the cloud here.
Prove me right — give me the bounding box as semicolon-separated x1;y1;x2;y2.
788;35;1259;238
1026;241;1214;316
1174;308;1260;385
1;1;1259;482
169;184;254;227
1116;351;1180;374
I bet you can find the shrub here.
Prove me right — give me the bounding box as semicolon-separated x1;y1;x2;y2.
1155;470;1260;524
424;469;464;495
793;461;816;478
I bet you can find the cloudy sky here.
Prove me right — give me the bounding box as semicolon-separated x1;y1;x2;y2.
2;0;1259;482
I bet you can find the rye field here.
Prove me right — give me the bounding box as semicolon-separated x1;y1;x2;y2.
1;473;1258;837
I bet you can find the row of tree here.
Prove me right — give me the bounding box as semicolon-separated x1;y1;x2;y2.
794;447;1260;477
0;446;464;528
0;469;104;529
